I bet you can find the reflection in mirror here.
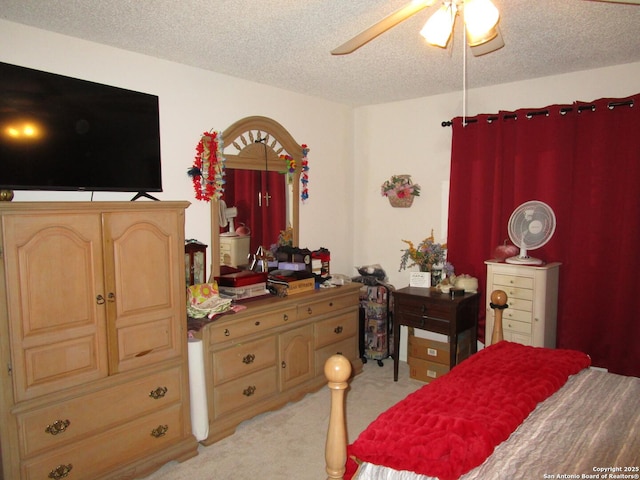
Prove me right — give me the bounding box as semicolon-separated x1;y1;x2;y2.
210;116;302;279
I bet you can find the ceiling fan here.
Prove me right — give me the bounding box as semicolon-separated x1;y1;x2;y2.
331;0;640;57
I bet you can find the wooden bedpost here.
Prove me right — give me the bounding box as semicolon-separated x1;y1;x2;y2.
490;290;508;345
325;354;352;480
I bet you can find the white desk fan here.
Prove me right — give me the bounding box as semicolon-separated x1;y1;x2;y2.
219;199;238;237
505;200;556;265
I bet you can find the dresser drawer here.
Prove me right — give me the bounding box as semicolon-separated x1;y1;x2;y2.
297;292;357;320
17;366;183;458
315;337;357;376
209;307;296;343
315;311;358;349
22;404;184;480
213;337;277;385
492;273;534;291
213;366;278;418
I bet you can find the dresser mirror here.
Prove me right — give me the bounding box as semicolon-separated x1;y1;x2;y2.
210;116;302;278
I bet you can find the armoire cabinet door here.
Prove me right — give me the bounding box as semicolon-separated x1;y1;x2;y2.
2;213;109;402
102;210;185;373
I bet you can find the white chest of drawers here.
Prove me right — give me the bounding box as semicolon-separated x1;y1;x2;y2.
485;260;561;348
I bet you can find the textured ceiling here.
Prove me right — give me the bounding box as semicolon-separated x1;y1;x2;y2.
1;0;640;106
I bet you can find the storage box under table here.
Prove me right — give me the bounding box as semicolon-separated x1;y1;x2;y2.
408;328;472;383
408;357;451;383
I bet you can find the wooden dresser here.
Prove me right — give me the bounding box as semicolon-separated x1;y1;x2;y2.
195;282;362;444
0;202;198;480
484;261;560;347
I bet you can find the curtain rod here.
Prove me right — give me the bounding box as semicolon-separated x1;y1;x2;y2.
441;99;634;127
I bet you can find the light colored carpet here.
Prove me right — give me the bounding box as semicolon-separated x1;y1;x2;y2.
143;361;422;480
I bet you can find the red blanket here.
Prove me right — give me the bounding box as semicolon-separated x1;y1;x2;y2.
345;341;590;480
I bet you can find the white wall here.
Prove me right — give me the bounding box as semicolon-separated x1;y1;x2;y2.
353;62;640;289
0;19;355;275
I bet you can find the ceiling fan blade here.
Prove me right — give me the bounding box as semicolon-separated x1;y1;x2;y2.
584;0;640;4
331;0;437;55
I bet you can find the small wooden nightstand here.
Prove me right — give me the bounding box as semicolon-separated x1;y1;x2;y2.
393;287;479;381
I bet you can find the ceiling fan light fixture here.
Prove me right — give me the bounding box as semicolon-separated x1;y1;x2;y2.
420;2;458;48
463;0;500;45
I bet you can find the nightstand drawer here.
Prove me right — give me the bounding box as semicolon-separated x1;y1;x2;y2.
213;337;277;385
209;307;297;343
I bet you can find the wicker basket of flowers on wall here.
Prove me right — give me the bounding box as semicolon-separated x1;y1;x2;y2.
381;175;421;208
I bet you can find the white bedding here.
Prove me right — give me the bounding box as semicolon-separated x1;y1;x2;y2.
355;368;640;480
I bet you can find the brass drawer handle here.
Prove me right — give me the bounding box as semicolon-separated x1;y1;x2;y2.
149;386;168;399
107;292;115;302
224;328;230;337
283;313;289;321
45;419;71;436
96;294;105;305
329;301;334;307
307;307;313;315
243;385;256;396
151;424;169;438
242;353;256;364
48;464;73;479
254;321;261;326
334;325;343;334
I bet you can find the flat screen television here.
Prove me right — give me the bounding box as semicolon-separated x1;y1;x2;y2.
0;61;162;197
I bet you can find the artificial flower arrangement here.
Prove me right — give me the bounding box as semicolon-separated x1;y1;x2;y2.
399;230;454;277
381;174;421;199
187;131;226;201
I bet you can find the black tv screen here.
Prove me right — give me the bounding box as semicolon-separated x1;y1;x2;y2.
0;62;162;194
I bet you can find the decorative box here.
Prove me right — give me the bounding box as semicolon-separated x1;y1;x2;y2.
215;271;268;287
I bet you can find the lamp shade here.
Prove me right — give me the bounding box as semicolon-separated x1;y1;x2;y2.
420;3;458;48
464;0;500;45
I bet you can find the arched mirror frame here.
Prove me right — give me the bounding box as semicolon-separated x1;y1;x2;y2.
210;115;302;278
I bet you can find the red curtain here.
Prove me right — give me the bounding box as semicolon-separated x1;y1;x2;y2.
223;169;286;253
447;94;640;377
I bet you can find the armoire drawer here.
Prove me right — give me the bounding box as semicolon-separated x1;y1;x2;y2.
209;307;297;343
17;366;183;458
297;293;357;320
22;404;185;480
212;336;277;385
213;366;278;418
492;273;534;291
503;318;532;335
504;297;533;313
314;311;358;349
492;284;534;302
503;307;533;323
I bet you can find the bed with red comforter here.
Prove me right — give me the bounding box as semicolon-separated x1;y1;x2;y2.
325;340;640;480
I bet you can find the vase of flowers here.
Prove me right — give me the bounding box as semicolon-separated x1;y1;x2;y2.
381;174;421;208
399;230;454;286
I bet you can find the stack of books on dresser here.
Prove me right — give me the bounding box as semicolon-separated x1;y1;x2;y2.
215;271;270;301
